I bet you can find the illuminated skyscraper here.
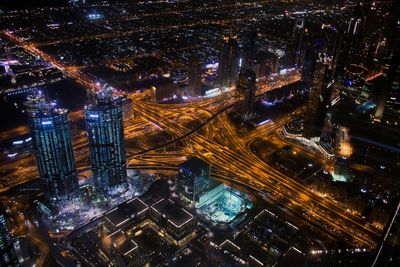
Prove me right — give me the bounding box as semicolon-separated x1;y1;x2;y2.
25;91;78;201
0;205;18;267
218;34;240;88
176;157;210;203
187;54;202;96
85;87;127;192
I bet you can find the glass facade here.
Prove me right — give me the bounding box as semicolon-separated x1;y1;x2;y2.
25;92;78;201
85;89;127;192
176;157;210;203
219;35;240;88
0;206;18;267
235;68;256;115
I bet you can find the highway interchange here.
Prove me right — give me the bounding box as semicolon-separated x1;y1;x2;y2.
0;26;381;257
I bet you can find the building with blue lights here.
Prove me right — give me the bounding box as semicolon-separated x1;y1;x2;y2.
85;88;127;193
25;92;78;201
0;205;18;266
176;157;210;204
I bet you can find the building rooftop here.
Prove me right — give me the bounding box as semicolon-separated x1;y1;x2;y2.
108;230;138;257
105;198;148;227
178;156;210;176
151;198;193;228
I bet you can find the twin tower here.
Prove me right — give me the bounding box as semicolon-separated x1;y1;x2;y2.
24;88;127;202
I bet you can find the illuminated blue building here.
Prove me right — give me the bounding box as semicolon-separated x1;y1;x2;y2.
25;91;78;201
176;157;210;203
85;88;127;192
0;205;18;266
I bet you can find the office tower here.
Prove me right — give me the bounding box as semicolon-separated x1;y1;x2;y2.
341;1;385;70
292;18;306;68
85;87;127;193
303;49;334;140
235;67;256;117
122;97;133;122
374;9;400;125
244;31;257;68
374;59;400;125
218;34;240;88
234;31;257;118
372;199;400;266
176;157;210;203
342;3;366;65
0;205;18;267
24;91;78;201
187;54;202;96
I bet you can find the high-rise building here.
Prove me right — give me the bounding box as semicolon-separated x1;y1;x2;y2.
122;97;134;122
176;157;210;203
24;91;78;201
85;87;127;192
0;205;18;267
374;58;400;125
303;49;334;140
235;67;256;117
291;18;306;68
187;54;202;96
373;8;400;125
218;34;240;88
340;1;386;70
301;24;340;86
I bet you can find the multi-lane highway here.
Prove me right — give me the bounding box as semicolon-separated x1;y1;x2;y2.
131;98;380;249
1;25;381;251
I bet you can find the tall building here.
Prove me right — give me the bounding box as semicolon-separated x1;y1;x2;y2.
374;63;400;125
374;7;400;125
340;1;386;70
25;91;78;201
372;199;400;266
341;3;367;66
85;87;127;192
218;34;240;88
235;67;256;117
176;157;210;203
303;49;334;140
187;54;202;96
291;18;306;68
0;205;18;267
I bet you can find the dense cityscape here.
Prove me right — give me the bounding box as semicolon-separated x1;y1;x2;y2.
0;0;399;266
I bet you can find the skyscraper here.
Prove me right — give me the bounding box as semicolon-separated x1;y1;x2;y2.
25;91;78;201
291;18;306;68
373;7;400;125
0;205;18;267
303;49;334;140
218;34;240;88
85;87;127;193
176;157;210;203
235;67;256;117
187;54;202;96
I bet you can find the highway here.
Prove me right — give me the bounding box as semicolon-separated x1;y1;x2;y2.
131;98;380;249
0;23;381;253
